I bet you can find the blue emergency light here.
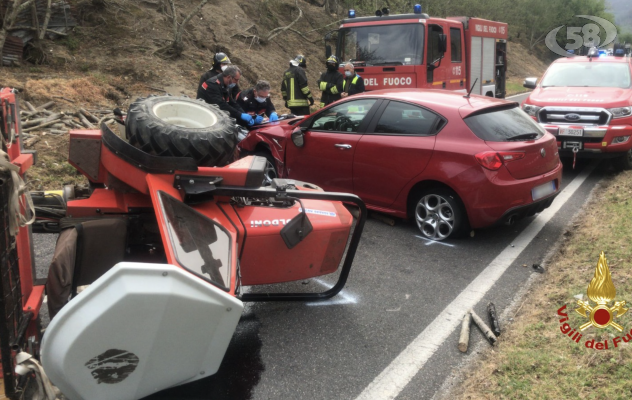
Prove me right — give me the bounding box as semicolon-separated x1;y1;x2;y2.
414;4;422;14
348;9;355;18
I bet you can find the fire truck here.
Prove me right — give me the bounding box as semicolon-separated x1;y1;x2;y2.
326;5;508;98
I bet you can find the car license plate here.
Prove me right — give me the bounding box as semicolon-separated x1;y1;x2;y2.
559;127;583;136
532;180;557;201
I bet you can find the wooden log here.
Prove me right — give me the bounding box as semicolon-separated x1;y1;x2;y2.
23;118;63;132
488;303;501;337
37;101;55;110
52;96;74;103
76;112;94;128
24;136;40;147
48;129;68;135
458;312;471;353
22;117;47;127
51;123;64;129
79;108;99;123
24;101;37;112
470;309;497;345
43;113;62;122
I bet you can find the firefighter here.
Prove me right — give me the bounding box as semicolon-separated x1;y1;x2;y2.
341;62;365;98
197;65;254;127
236;80;278;124
281;55;314;116
198;52;240;101
317;55;344;107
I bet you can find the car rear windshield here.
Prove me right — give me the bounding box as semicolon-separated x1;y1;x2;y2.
464;106;546;142
339;23;424;66
540;62;632;88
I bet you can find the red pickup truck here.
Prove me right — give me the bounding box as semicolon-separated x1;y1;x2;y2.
522;51;632;170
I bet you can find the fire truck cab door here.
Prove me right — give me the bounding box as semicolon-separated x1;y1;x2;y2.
447;24;465;92
426;23;449;89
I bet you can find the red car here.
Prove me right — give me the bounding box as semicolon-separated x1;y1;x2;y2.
239;89;563;240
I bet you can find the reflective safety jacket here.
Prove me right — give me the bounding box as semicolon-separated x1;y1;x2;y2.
317;70;344;107
281;65;313;107
343;74;366;96
236;88;276;117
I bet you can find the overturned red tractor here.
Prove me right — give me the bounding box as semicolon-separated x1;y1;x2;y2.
0;92;365;399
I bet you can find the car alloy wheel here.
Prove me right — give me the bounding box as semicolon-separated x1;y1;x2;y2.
415;194;455;240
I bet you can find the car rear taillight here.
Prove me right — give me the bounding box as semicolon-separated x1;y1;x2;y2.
475;151;525;171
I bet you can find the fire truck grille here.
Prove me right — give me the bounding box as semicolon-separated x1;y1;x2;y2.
538;107;611;126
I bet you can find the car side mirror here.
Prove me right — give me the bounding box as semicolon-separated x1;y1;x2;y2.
523;77;538;89
326;44;332;59
291;127;305;148
438;34;447;54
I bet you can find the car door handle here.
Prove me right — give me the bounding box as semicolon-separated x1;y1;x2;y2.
335;144;352;149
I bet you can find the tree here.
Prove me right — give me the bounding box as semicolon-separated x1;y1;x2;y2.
156;0;209;58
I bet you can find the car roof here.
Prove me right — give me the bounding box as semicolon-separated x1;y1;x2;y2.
349;88;518;118
553;56;632;64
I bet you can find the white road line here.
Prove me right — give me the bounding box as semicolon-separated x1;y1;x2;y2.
355;161;597;400
415;235;455;247
306;278;358;306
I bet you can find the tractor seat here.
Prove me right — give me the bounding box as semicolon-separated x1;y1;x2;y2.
46;218;127;319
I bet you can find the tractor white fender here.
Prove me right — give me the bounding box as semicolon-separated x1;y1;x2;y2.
41;262;243;400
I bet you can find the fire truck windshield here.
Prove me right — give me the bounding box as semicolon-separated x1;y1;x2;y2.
541;62;632;89
338;23;424;66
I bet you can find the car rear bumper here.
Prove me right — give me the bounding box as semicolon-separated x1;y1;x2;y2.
463;159;563;229
540;123;632;157
494;192;558;226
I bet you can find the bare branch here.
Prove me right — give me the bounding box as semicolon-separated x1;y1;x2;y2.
267;0;303;41
180;0;209;30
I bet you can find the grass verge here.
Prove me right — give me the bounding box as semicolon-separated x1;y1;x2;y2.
506;79;528;97
449;168;632;400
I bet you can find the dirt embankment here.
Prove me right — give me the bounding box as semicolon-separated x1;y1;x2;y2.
0;0;549;189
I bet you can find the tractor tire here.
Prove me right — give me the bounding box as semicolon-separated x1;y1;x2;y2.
125;95;239;166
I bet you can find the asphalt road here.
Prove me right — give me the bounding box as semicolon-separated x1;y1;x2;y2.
32;92;610;400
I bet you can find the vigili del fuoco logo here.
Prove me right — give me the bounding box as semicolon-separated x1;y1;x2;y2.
557;252;629;350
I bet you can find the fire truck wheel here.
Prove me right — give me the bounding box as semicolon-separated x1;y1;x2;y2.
613;150;632;171
413;188;468;241
126;95;239;166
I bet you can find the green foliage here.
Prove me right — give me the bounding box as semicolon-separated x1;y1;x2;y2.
618;31;632;44
62;35;80;52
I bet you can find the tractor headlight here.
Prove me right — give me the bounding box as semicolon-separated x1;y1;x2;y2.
607;107;632;119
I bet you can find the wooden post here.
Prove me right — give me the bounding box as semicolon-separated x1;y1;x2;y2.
488;302;501;337
471;309;497;345
458;311;471;352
